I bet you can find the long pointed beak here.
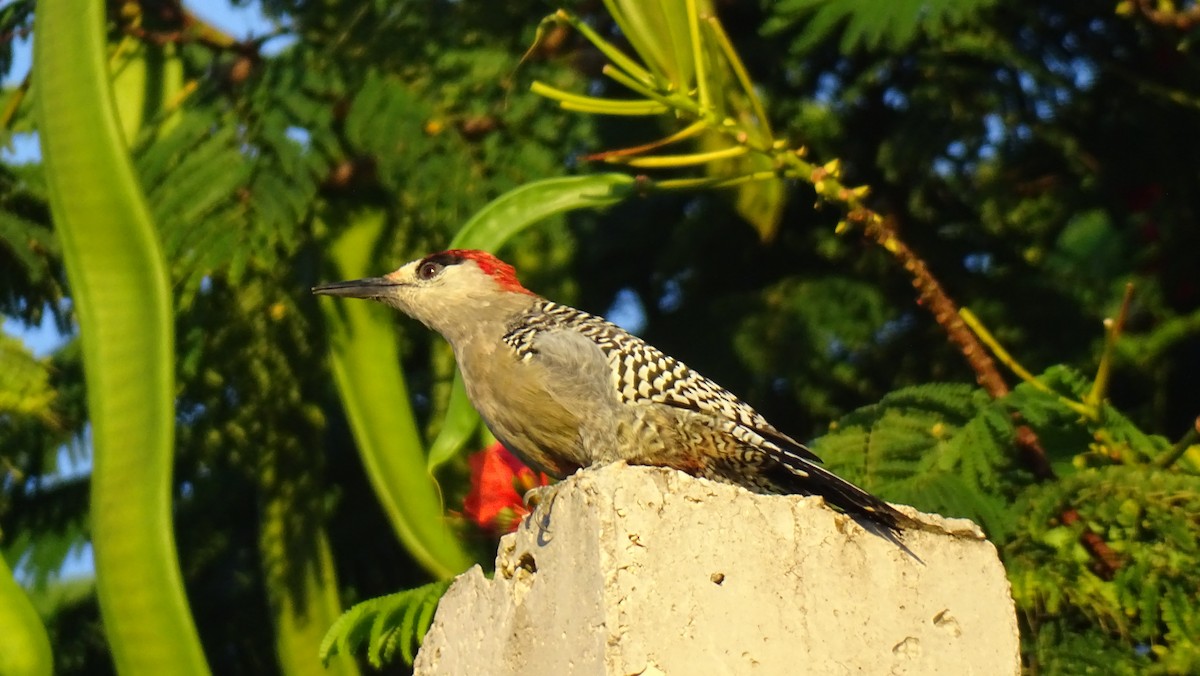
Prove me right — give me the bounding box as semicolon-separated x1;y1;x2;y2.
311;277;402;299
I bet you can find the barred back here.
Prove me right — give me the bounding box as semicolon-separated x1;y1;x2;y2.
503;300;778;435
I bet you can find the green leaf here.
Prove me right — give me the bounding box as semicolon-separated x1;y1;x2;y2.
694;103;785;240
447;173;636;252
729;153;786;240
109;38;184;145
261;496;361;676
601;0;698;90
320;580;453;669
425;371;480;473
409;591;441;664
32;0;208;673
0;554;52;676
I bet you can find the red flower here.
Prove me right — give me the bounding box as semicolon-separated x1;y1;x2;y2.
463;441;552;534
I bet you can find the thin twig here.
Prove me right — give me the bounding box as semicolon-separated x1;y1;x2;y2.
1086;283;1134;410
862;214;1011;398
960;307;1095;419
582;121;707;161
1155;416;1200;469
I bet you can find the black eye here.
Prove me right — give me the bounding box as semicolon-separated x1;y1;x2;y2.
417;260;443;280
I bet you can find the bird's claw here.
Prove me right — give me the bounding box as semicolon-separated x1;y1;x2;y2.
523;483;559;510
523;483;561;540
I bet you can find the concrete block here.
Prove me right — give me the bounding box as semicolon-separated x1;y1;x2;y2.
415;463;1019;675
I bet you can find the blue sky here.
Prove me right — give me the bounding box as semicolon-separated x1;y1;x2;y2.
5;1;276;581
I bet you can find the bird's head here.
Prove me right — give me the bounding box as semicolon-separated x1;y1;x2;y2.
313;249;536;340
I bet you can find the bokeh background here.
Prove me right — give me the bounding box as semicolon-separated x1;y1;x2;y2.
2;1;1199;673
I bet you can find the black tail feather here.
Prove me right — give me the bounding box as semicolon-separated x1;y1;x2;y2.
765;446;908;536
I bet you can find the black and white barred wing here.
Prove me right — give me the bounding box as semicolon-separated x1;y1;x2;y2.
505;301;822;464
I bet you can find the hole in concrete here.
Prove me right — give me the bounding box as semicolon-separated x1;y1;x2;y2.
933;609;962;637
891;636;921;657
517;552;538;574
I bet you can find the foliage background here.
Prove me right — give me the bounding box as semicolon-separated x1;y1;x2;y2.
1;0;1198;673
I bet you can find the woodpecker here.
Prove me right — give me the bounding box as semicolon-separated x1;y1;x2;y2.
314;249;907;533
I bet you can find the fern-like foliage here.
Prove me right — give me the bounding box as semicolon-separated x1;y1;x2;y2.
1005;365;1175;469
763;0;998;54
320;579;453;669
0;331;55;423
0;334;88;590
130;44;342;306
813;382;1021;537
816;365;1200;672
0;164;65;327
1007;467;1200;674
136;111;255;303
343;69;482;230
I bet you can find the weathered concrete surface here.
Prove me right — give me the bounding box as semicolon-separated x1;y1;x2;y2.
415;463;1019;675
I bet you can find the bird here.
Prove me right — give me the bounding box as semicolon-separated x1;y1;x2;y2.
314;249;907;534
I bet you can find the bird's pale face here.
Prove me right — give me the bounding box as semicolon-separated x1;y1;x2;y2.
312;251;533;343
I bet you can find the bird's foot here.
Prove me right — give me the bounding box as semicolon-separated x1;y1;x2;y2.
523;483;560;511
523;483;561;540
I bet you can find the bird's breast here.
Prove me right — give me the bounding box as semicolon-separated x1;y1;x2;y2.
456;347;592;477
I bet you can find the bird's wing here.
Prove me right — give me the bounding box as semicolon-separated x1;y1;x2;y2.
602;334;825;465
522;325;619;412
505;301;822;464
